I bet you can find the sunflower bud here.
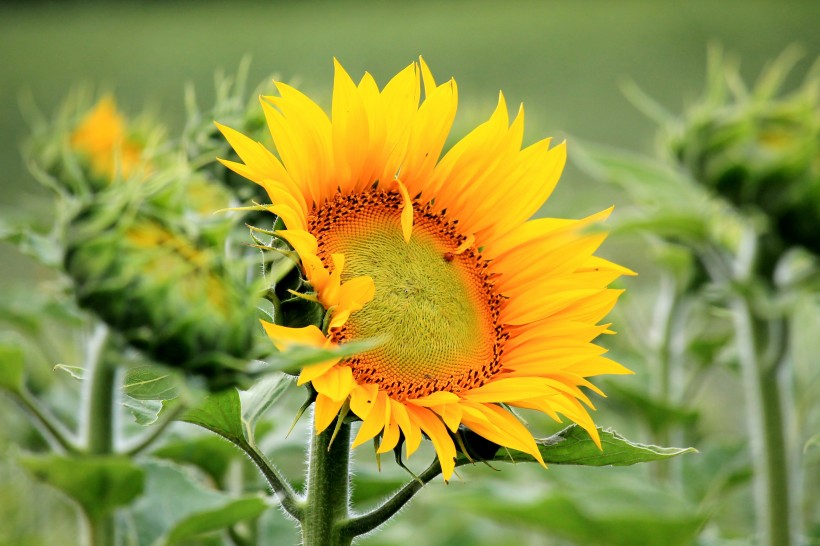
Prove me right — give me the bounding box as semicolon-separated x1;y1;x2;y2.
664;50;820;256
28;94;160;196
63;178;260;389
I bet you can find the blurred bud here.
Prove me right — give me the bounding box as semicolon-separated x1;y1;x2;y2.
63;175;261;389
665;49;820;256
69;96;147;185
27;92;162;196
180;61;271;205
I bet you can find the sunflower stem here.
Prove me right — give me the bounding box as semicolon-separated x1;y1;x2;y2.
727;227;794;546
301;417;352;546
11;389;81;454
82;323;118;546
339;458;442;538
731;294;793;546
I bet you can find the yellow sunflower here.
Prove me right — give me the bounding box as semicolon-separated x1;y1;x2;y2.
218;59;634;481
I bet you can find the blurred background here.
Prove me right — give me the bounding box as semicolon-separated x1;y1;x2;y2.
1;1;818;545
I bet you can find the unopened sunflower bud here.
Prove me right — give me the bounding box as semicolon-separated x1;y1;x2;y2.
28;94;160;196
64;201;260;388
665;50;820;255
70;96;147;185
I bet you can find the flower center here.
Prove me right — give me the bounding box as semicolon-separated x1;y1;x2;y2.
310;191;504;400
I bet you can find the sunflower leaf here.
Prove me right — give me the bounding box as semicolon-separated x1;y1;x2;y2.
18;454;145;520
181;388;246;444
464;425;696;467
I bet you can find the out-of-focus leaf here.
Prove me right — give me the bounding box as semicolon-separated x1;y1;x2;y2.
463;425;696;467
131;459;269;546
573;141;747;251
454;473;704;546
182;388;245;443
53;364;85;381
18;454;144;520
165;497;268;544
263;337;383;375
603;382;699;433
0;338;26;393
0;221;62;268
573;142;705;207
608;212;709;241
239;372;292;438
123;364;182;401
124;398;174;426
152;435;240;486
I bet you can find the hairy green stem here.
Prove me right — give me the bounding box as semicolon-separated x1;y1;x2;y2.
240;440;303;520
340;458;441;538
301;420;352;546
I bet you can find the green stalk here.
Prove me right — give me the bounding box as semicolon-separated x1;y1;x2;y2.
301;420;352;546
725;229;793;546
82;324;117;546
650;274;678;481
13;389;81;453
731;295;792;546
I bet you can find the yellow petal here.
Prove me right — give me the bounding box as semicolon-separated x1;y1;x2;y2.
298;359;341;387
389;399;422;457
377;416;402;454
329;275;376;330
312;364;355;402
407;405;457;481
350;383;379;420
396;178;414;243
260;322;326;350
314;394;345;434
407;391;460;407
352;390;389;448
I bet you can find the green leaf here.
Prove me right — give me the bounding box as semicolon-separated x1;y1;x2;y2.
131;459;268;546
182;388;246;444
124;397;174;426
123;364;182;401
572;142;705;207
18;454;144;520
0;337;26;393
152;435;240;485
239;372;292;438
464;425;696;467
165;497;269;544
53;364;85;381
453;471;704;546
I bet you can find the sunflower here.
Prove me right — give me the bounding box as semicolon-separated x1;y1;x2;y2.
217;59;634;481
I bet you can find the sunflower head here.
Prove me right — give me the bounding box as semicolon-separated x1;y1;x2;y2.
220;58;634;480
